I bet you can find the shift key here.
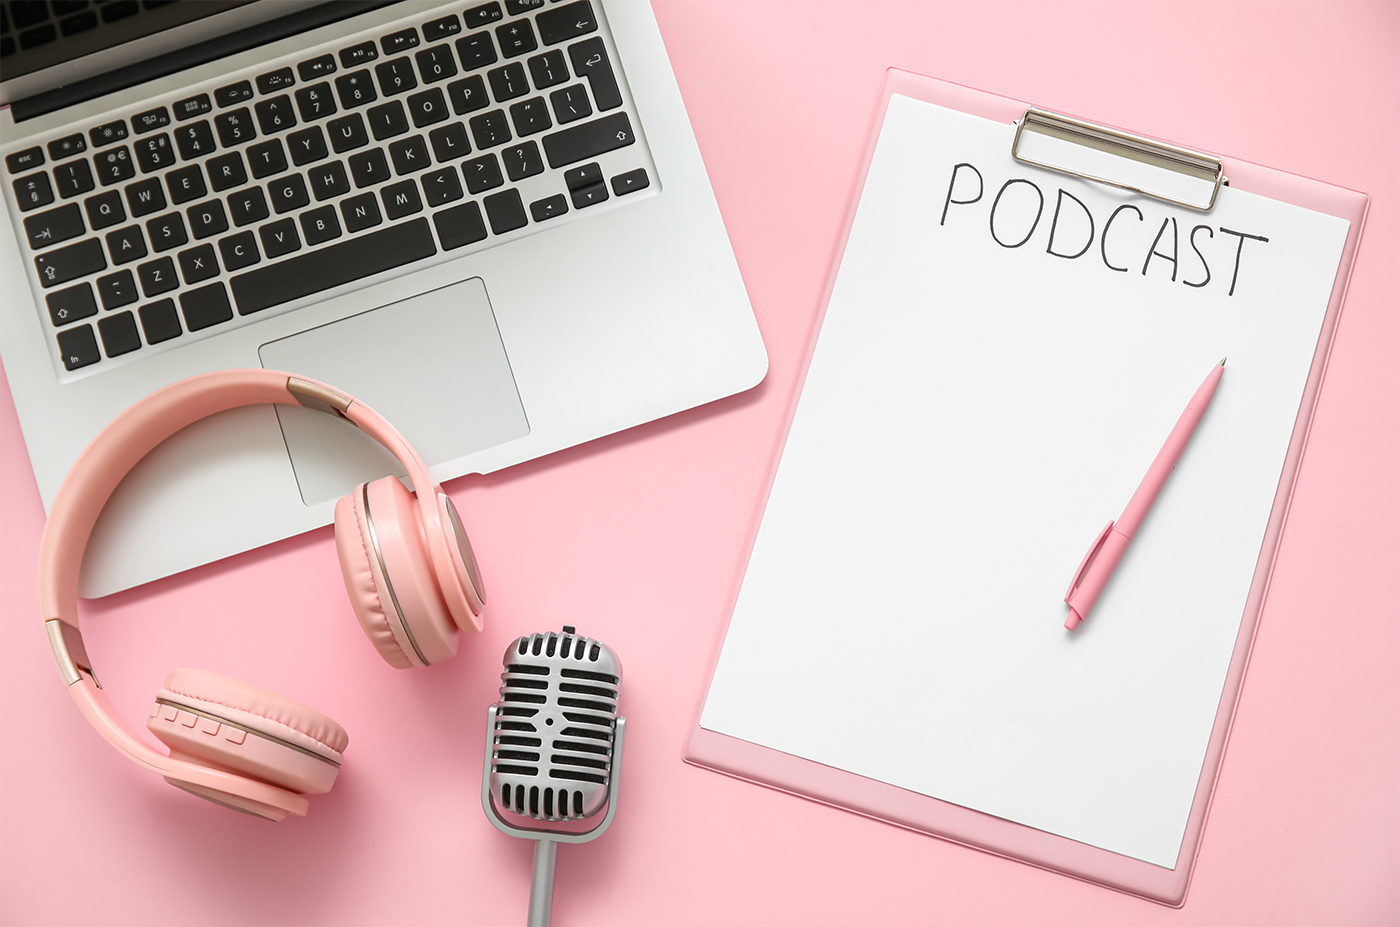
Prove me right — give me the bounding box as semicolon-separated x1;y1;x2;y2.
35;239;106;288
542;111;634;169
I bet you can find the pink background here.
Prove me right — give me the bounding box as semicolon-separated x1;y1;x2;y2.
2;2;1395;924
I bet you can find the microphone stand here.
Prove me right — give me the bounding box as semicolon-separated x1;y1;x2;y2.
482;706;626;927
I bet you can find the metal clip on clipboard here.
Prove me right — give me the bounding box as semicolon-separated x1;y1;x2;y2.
1012;108;1227;211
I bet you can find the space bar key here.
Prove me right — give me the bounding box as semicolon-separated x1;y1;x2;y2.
231;218;437;316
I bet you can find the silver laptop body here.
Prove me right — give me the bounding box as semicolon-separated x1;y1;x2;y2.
0;0;767;596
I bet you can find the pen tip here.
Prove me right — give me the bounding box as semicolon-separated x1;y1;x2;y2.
1219;357;1227;366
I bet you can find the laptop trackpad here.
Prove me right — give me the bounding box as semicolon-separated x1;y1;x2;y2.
258;277;529;505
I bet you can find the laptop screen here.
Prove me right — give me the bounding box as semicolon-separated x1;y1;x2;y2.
1;1;253;82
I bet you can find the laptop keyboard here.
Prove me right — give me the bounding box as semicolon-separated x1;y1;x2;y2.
4;0;655;376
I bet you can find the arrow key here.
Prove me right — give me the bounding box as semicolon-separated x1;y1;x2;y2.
538;1;597;46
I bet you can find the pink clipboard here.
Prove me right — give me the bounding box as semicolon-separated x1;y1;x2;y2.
684;69;1369;907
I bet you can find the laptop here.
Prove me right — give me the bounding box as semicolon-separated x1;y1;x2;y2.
0;0;767;597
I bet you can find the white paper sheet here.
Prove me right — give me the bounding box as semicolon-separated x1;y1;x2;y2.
700;95;1350;868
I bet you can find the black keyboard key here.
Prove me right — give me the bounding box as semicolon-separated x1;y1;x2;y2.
537;0;597;46
98;270;137;309
447;74;489;115
53;159;95;198
422;15;461;42
46;283;97;326
255;95;297;134
228;187;269;226
433;201;487;250
14;172;54;210
380;179;422;219
132;106;170;134
57;324;100;370
300;205;341;245
328;113;369;152
295;82;337;122
501;140;543;181
268;174;309;214
564;162;601;190
146;213;188;252
288;126;328;166
247;139;288;178
98;311;142;357
368;100;409;140
309;160;350;201
407;87;450;127
90;121;128;148
139;299;182;344
219;231;259;271
461;153;503;193
463;2;503;29
215;81;254;107
214;108;257;147
469;109;511;148
505;0;544;14
206;152;247;192
389;135;431;175
134;134;175;173
7;147;44;173
298;54;337;82
340;41;377;69
178;243;219;284
175;94;212;121
36;238;106;287
231;218;436;314
48;134;87;160
137;257;177;298
24;203;84;249
336;69;379;109
483;188;526;234
455;32;497;70
340;192;382;232
542;111;634;168
126;178;166;217
85;190;125;229
509;97;551;136
348;148;391;187
421;167;463;207
173;120;217;160
546;84;590;125
187;199;229;239
376;57;418;97
181;282;233;331
570;180;607;209
95;146;135;186
381;28;419;56
495;20;536;58
528;50;568;89
257;67;296;94
165;165;205;205
487;62;528;102
105;226;147;265
415;45;457;84
529;193;567;222
568;37;621;110
429;123;471;162
610;167;649;196
259;218;301;258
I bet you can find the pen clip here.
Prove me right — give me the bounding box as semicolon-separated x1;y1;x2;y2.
1065;520;1115;602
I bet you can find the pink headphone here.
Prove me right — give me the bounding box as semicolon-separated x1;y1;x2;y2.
39;369;486;821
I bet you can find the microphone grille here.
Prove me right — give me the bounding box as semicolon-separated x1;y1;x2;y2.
491;627;621;822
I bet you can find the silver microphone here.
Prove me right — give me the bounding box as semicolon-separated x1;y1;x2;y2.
482;626;625;927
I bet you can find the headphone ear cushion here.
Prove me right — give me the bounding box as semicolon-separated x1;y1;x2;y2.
147;668;347;795
335;488;414;669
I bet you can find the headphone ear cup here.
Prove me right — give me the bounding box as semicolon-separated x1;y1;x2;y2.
147;669;347;797
335;477;459;668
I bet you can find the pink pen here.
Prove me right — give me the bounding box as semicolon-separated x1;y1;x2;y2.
1064;359;1226;631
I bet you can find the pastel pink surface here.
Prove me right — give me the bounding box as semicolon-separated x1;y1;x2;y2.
1;3;1395;926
